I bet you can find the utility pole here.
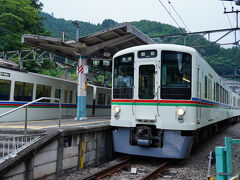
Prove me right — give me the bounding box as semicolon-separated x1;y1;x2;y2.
224;10;240;45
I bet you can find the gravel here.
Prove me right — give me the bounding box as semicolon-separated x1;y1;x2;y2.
62;122;240;180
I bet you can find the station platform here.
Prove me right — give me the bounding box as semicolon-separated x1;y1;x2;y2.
0;116;110;131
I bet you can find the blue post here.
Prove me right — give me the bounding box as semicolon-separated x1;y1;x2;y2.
215;137;233;180
76;96;87;119
215;147;227;180
225;137;233;179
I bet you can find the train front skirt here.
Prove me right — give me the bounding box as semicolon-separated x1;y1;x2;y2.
112;127;193;159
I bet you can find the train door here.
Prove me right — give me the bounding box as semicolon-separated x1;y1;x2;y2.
209;75;213;120
134;62;158;121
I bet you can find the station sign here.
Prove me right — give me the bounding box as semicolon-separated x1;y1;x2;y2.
0;72;10;77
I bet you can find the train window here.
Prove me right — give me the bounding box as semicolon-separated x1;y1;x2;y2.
220;86;223;103
227;92;229;104
216;83;219;102
224;89;226;104
208;78;212;100
103;61;110;66
75;93;77;104
213;83;216;101
137;50;157;58
36;84;51;102
69;91;73;103
14;81;33;101
113;53;134;99
161;51;191;100
204;76;208;99
55;89;61;102
139;65;155;99
97;93;106;105
106;94;111;105
0;79;11;100
64;90;68;103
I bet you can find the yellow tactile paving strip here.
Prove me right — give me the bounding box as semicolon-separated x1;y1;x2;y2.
0;118;110;130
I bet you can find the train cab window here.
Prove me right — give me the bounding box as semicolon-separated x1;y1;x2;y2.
55;89;61;102
36;84;51;102
69;91;73;103
0;79;11;100
14;81;33;101
161;51;191;100
97;93;106;105
139;65;155;99
113;53;134;99
64;90;68;103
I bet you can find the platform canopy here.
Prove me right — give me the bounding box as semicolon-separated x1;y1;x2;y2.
22;23;156;61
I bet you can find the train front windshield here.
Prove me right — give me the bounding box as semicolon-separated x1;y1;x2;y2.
113;53;134;99
161;51;191;100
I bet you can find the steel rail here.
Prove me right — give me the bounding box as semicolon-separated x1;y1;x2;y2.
141;161;168;180
81;158;133;180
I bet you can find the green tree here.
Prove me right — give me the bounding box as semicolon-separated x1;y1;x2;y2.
0;0;50;51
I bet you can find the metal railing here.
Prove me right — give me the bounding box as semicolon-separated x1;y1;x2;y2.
0;97;62;134
0;134;44;163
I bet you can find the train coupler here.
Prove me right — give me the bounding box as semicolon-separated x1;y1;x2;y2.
130;125;164;148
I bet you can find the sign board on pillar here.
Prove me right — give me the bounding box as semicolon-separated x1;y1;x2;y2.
84;65;88;74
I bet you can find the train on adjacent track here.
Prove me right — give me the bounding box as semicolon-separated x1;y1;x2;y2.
110;44;240;159
0;65;111;122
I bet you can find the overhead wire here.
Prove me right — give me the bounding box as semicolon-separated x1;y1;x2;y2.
230;1;240;45
222;1;233;28
230;1;234;11
167;0;191;33
157;0;185;33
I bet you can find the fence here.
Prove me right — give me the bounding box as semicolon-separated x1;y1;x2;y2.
0;134;44;164
215;137;240;180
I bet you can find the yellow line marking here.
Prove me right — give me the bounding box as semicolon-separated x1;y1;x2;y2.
80;141;85;169
0;118;72;125
0;120;110;130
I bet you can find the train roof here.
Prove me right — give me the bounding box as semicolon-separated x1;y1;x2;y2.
0;66;111;90
113;44;197;57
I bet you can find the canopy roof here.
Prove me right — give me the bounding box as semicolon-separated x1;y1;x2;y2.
22;23;156;61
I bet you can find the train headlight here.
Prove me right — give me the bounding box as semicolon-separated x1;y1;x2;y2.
113;105;121;114
176;108;185;116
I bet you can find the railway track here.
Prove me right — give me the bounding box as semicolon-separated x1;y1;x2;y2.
141;161;168;180
81;157;168;180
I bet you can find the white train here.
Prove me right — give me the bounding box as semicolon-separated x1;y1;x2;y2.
110;44;240;159
0;66;111;122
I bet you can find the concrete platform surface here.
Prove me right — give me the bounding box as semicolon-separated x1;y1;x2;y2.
0;116;110;131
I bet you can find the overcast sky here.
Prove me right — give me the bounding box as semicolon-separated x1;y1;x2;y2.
39;0;240;45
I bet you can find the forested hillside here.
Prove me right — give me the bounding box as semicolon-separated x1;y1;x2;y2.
40;12;240;78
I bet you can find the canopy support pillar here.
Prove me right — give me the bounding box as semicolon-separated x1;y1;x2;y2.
75;55;88;120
